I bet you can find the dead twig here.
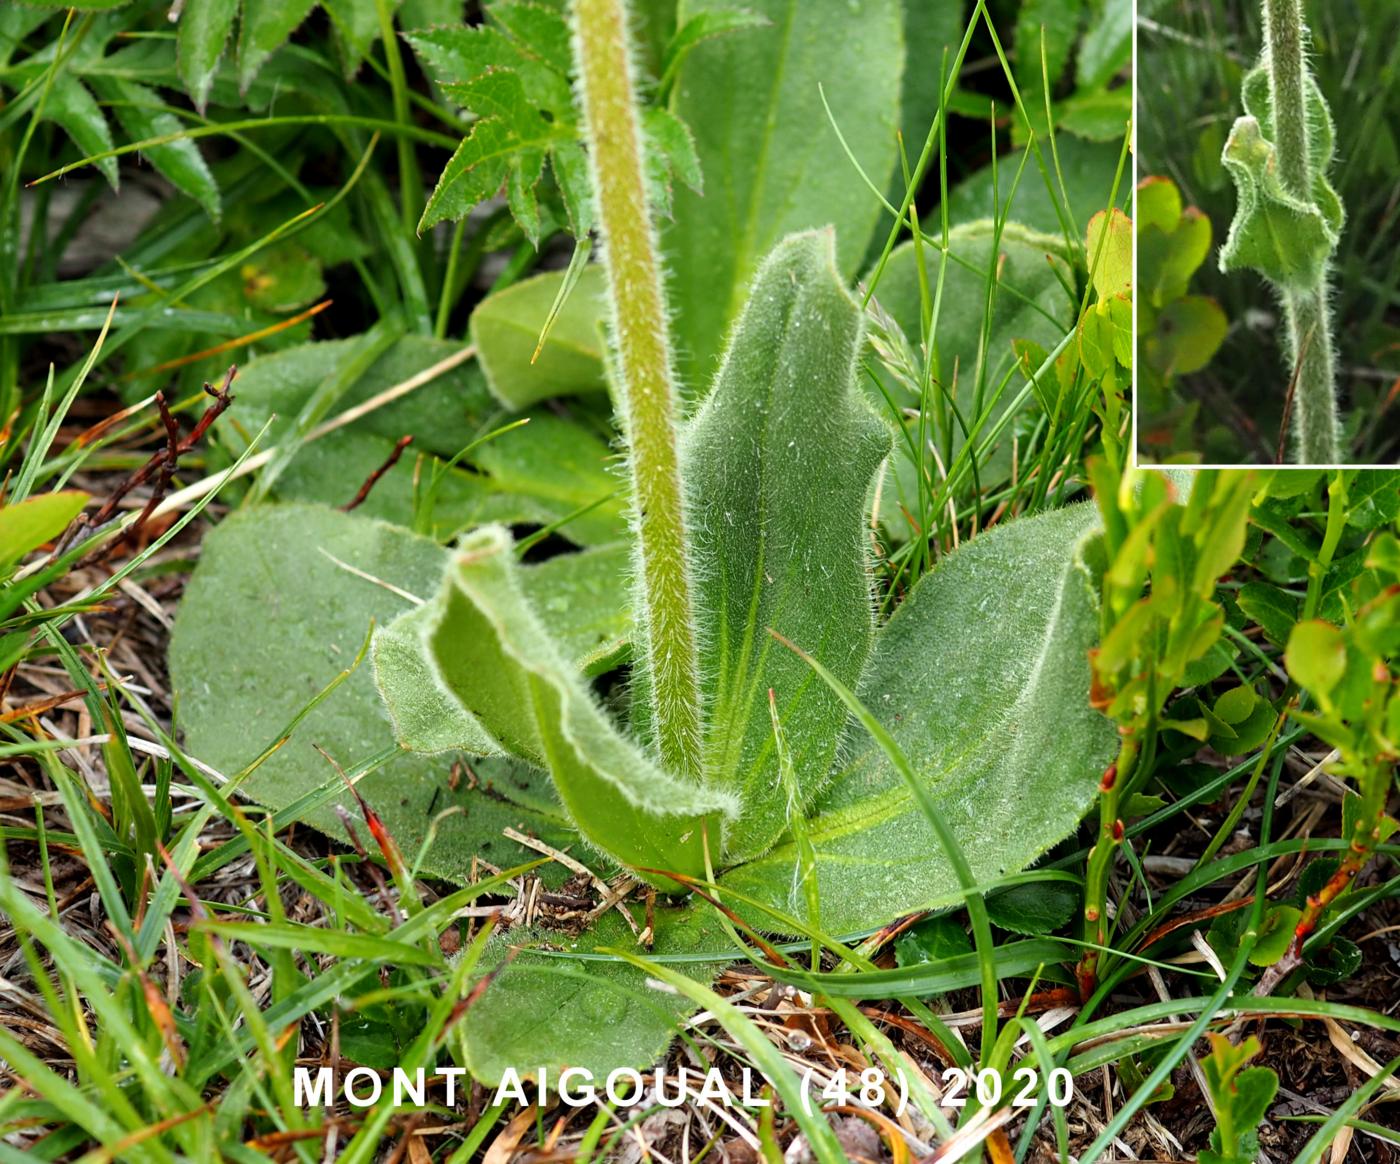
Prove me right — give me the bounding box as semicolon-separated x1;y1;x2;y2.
341;435;413;512
73;367;236;563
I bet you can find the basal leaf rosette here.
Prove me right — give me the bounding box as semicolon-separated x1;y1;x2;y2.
1219;66;1344;292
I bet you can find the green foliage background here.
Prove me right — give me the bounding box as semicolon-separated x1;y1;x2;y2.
1138;0;1400;464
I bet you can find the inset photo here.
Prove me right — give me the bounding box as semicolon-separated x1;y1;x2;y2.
1136;0;1400;465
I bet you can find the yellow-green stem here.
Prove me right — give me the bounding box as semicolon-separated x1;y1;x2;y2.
572;0;703;776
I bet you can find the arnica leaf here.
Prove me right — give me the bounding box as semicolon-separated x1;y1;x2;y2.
168;504;577;883
682;229;890;861
459;905;731;1085
376;525;738;884
664;0;902;389
1218;66;1343;292
227;336;625;544
722;503;1116;934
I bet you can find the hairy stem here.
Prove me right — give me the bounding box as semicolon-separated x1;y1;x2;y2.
1263;0;1311;199
1262;0;1342;463
1283;289;1341;464
572;0;703;776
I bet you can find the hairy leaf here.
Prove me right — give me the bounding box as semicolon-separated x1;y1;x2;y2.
461;905;729;1084
723;503;1116;934
683;231;889;860
665;0;902;389
227;337;625;544
169;504;574;882
381;526;737;883
375;542;631;754
1219;67;1343;292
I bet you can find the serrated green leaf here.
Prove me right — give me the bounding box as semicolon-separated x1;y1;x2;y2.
238;0;319;91
1014;0;1083;93
682;231;889;861
723;504;1116;933
1056;86;1132;143
488;0;572;75
407;23;573;113
168;504;574;883
642;105;702;214
1076;0;1130;89
1348;472;1400;532
985;880;1079;936
177;0;238;109
392;525;737;883
321;0;385;79
42;76;118;189
665;0;902;388
507;148;545;245
0;491;88;574
470;265;607;410
550;138;593;235
1304;935;1361;985
419;113;561;233
91;77;220;220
